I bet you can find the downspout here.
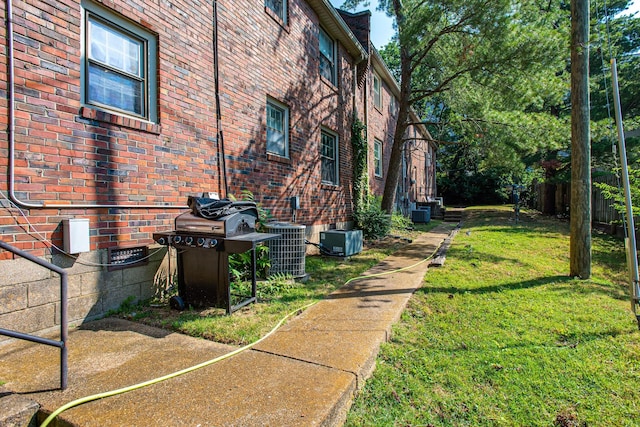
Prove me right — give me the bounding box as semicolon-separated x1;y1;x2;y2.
5;0;188;209
5;0;40;209
213;0;228;198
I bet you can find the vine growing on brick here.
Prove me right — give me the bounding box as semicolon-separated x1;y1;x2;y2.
351;115;368;216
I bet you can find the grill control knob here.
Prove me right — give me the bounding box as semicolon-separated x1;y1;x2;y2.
173;235;182;244
185;236;194;245
210;239;218;247
156;237;166;245
197;237;205;246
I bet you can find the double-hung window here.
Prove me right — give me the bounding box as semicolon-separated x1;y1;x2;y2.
374;139;383;177
373;73;382;110
321;129;338;185
266;98;289;158
82;0;157;122
265;0;287;24
319;27;336;84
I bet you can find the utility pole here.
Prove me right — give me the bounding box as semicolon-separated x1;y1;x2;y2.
570;0;591;278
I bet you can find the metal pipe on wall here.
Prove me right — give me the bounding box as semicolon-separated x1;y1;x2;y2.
5;0;187;210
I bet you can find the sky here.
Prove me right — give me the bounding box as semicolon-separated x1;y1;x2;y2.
331;0;640;50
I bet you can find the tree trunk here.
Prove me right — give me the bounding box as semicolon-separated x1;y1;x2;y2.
569;0;591;278
381;127;407;213
381;29;412;214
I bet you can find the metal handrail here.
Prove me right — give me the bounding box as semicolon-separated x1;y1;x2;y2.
0;240;68;390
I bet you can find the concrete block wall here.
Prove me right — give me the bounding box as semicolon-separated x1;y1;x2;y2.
0;247;165;342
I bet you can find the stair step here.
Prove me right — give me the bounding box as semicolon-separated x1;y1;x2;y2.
0;389;40;427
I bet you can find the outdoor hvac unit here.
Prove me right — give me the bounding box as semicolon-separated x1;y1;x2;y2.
411;206;431;223
265;222;306;278
320;230;363;257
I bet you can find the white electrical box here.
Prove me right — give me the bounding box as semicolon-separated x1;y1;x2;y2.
63;218;90;254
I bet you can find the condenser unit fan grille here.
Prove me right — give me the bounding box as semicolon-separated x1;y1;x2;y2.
265;222;306;277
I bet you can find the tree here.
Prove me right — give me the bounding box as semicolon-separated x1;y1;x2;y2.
342;0;568;212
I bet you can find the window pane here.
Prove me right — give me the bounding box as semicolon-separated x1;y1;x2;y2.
88;63;143;115
320;56;333;82
374;141;382;176
319;29;333;58
266;0;285;21
89;18;142;77
267;131;285;156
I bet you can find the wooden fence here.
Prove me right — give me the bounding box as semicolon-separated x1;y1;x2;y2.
531;175;623;225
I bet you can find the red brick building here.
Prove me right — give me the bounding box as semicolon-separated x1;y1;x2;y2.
0;0;436;335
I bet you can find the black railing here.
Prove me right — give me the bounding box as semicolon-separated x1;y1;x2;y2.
0;240;68;390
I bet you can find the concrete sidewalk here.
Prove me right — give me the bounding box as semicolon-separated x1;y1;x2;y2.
0;223;457;427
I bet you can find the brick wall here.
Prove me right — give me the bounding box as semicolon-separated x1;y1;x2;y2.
215;0;357;225
0;0;221;258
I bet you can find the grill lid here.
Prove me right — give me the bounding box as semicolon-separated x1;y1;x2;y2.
188;197;257;220
177;197;259;237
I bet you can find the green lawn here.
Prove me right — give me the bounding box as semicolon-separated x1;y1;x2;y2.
345;206;640;427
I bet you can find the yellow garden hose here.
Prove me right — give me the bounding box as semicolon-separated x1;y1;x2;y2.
41;232;448;426
40;301;316;427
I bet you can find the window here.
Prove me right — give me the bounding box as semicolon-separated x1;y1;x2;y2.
321;129;338;185
319;27;336;84
266;98;289;158
373;73;382;110
82;1;157;122
265;0;287;24
389;95;398;115
374;139;382;177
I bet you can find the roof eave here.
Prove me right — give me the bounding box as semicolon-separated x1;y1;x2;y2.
307;0;368;63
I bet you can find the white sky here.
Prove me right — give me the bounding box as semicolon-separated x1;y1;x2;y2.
332;0;640;50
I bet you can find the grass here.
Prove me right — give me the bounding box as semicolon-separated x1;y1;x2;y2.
345;206;640;427
119;221;440;345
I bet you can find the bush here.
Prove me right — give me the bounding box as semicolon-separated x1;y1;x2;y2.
355;199;391;240
391;212;413;230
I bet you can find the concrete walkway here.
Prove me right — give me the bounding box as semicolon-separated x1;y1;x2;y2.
0;223;457;427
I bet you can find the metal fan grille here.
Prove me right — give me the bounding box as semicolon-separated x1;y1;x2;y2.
265;222;306;277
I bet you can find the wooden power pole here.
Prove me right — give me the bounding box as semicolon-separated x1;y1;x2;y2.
570;0;592;278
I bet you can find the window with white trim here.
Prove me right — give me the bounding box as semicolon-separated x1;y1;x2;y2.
374;139;382;177
319;27;336;84
321;129;339;185
82;0;157;122
373;73;382;110
266;98;289;158
265;0;287;24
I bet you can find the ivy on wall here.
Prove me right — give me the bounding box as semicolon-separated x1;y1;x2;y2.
351;114;368;215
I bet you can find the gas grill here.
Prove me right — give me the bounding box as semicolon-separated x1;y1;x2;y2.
153;197;279;314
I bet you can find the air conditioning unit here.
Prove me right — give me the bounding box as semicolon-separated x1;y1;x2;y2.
320;229;362;257
411;206;431;223
265;222;306;278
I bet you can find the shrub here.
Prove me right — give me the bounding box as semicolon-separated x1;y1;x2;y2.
355;198;391;240
391;212;413;230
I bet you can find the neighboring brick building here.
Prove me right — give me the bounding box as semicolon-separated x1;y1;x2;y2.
0;0;436;337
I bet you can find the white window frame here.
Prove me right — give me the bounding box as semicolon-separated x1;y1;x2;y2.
373;73;382;110
81;0;157;122
265;0;287;24
266;98;289;158
319;27;336;84
374;139;383;177
320;128;339;185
